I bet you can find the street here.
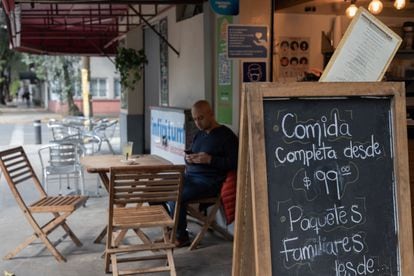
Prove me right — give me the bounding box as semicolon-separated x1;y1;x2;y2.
0;106;61;146
0;106;120;153
0;123;52;146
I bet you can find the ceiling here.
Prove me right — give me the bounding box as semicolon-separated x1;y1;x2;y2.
276;0;414;17
1;0;204;56
2;0;411;56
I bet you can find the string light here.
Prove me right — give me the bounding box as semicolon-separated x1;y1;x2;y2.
368;0;384;14
345;3;358;18
394;0;406;10
345;0;406;18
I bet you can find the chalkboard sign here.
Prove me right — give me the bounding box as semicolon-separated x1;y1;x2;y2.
232;82;414;276
265;98;396;275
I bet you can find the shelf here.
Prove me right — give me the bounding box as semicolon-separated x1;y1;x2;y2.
395;49;414;55
387;78;414;82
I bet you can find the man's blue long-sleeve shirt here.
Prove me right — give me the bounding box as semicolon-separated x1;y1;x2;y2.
186;125;238;182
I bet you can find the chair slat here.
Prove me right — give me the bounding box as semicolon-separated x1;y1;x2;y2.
30;196;87;213
114;172;181;181
114;196;178;205
114;185;180;193
5;163;28;174
13;174;33;185
114;191;179;200
10;167;32;178
1;152;24;163
113;179;181;187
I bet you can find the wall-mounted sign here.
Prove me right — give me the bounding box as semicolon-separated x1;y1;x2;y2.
243;62;266;82
150;107;197;165
217;16;233;124
210;0;239;15
227;25;268;59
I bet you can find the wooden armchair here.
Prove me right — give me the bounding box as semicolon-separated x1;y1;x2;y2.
0;146;88;262
105;165;185;276
186;170;237;250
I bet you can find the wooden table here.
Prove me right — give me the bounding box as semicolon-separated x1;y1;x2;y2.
80;154;173;243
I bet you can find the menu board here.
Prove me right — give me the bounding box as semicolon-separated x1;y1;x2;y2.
232;82;414;276
263;98;397;275
320;7;401;82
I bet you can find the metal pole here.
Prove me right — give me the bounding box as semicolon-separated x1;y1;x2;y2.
33;119;42;144
129;5;180;57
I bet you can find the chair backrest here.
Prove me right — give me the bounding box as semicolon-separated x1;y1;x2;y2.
48;143;79;167
93;119;118;138
109;165;185;206
47;119;71;140
38;143;82;170
0;146;47;211
220;170;237;225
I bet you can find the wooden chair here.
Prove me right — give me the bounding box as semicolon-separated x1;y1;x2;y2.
0;146;88;262
186;170;236;250
105;165;185;276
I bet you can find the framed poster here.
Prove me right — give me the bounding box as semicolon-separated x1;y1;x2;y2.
227;25;268;59
278;37;309;80
159;17;169;106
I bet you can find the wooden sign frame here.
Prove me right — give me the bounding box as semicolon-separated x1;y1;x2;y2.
233;82;414;275
320;7;402;82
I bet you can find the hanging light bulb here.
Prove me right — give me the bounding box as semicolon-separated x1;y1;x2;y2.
345;3;358;18
368;0;383;14
394;0;406;10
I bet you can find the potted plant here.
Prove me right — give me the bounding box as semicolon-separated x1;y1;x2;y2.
115;47;148;89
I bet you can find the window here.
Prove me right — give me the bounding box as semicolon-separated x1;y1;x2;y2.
90;78;107;97
114;78;121;99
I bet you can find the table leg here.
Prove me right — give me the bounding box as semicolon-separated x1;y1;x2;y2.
94;227;107;244
94;172;110;243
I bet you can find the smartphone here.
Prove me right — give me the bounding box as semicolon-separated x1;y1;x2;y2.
184;149;193;154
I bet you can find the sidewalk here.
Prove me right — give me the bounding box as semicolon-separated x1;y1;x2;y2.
0;103;62;124
0;107;233;276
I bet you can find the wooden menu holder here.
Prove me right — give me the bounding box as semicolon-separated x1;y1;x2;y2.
232;82;414;275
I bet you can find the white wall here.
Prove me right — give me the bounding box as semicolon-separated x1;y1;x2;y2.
168;11;206;108
124;27;144;115
90;57;119;99
274;13;338;77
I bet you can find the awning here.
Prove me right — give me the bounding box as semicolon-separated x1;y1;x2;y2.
1;0;204;56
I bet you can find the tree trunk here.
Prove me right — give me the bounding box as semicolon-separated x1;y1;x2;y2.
0;81;5;105
62;61;82;116
0;70;6;105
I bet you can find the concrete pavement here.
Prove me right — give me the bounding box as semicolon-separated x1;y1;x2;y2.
0;105;234;276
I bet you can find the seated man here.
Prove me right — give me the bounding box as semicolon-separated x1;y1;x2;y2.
170;100;238;247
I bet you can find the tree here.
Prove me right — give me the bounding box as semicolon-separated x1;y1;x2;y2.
0;6;21;105
22;54;82;115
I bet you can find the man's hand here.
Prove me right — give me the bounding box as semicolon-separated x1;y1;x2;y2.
185;152;212;164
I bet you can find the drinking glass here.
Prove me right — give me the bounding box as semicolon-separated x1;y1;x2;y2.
122;141;133;160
